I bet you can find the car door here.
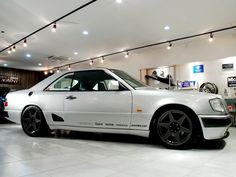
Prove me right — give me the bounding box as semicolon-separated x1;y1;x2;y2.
63;70;132;129
43;72;74;125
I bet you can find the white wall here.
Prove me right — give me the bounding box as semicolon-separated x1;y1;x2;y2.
175;57;236;95
73;32;236;80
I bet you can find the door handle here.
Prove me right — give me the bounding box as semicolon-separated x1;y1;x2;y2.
66;95;77;100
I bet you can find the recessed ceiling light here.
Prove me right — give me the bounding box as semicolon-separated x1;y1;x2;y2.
3;63;7;67
82;30;89;35
164;26;170;30
26;53;31;58
38;63;42;66
116;0;122;3
74;52;78;55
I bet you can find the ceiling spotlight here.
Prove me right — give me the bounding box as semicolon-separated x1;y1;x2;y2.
125;51;129;58
38;63;42;66
74;52;78;55
12;45;16;52
164;26;170;30
51;23;57;32
3;63;8;67
57;68;60;73
49;70;53;73
23;39;27;47
83;30;89;35
68;65;71;71
26;53;31;58
89;60;93;66
167;42;172;50
44;71;48;75
8;48;12;54
209;33;213;42
116;0;122;3
101;57;105;63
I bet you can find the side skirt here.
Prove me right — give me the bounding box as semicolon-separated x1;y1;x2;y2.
49;125;150;137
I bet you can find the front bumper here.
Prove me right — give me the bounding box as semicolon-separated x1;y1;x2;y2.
198;114;232;140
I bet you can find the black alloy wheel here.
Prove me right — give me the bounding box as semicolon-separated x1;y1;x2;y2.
156;109;193;148
21;106;49;137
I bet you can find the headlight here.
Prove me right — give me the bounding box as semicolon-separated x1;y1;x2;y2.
209;98;225;113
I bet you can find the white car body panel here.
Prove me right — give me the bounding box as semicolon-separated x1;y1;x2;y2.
63;91;132;129
5;68;231;140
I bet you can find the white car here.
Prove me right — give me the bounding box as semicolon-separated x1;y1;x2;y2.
4;68;231;148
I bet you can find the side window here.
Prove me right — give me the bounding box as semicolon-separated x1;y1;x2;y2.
70;70;127;92
46;74;74;91
105;80;119;90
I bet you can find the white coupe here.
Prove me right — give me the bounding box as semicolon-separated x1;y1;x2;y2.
4;68;232;148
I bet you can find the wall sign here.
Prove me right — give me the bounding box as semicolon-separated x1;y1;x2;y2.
222;63;234;70
177;81;197;89
0;75;20;85
181;81;196;88
228;76;236;87
193;65;204;73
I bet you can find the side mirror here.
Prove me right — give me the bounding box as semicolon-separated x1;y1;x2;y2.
108;80;119;90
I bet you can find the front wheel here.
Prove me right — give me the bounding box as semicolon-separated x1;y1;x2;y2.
155;109;195;149
21;106;50;137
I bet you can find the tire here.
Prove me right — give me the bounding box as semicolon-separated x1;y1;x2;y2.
154;109;196;149
212;83;218;94
21;106;50;137
199;82;218;94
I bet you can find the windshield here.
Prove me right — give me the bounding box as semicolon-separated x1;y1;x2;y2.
110;69;146;89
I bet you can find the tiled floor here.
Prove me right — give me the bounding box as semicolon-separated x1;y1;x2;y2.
0;123;235;177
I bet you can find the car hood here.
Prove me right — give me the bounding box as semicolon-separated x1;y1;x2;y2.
135;86;222;100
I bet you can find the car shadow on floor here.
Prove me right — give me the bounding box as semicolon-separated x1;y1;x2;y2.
194;139;226;150
0;116;13;124
49;130;226;150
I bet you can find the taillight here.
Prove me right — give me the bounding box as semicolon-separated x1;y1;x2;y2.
4;100;8;107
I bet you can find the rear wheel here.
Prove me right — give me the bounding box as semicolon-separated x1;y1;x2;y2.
155;109;195;149
21;106;50;137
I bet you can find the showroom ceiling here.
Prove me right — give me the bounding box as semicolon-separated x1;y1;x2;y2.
0;0;236;71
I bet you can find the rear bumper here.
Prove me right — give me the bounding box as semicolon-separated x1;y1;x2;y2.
3;111;9;118
2;110;21;124
198;114;232;140
0;109;8;117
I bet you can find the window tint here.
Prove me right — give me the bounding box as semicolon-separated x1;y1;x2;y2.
71;70;126;91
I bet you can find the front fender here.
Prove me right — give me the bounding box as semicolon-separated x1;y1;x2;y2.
131;90;217;130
